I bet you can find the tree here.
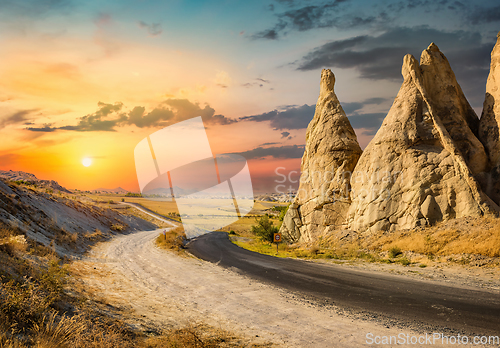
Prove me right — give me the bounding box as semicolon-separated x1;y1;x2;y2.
278;204;290;222
251;215;278;243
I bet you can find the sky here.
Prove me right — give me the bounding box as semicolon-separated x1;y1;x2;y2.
0;0;499;193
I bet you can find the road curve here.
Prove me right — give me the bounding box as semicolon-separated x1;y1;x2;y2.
188;232;500;336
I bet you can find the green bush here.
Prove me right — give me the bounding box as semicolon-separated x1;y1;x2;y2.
388;246;402;258
251;215;279;243
398;257;411;266
278;204;290;222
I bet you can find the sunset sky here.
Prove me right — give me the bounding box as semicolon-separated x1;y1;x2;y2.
1;0;499;193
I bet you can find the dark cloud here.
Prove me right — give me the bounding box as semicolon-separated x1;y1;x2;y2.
27;124;57;132
233;144;305;160
239;104;315;130
239;98;389;134
251;21;286;40
260;142;280;146
340;98;390;135
26;99;236;132
242;78;271;88
161;99;235;126
468;5;500;24
253;28;279;40
251;0;377;40
138;21;163;36
0;109;38;128
297;27;486;74
127;106;173;128
342;97;388;115
347;113;386;135
56;102;126;131
297;27;495;107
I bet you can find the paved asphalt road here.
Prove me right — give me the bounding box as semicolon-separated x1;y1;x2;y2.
188;232;500;336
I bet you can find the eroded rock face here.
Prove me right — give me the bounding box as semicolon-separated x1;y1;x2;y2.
282;42;500;243
420;43;488;175
279;69;362;243
479;32;500;204
346;44;497;234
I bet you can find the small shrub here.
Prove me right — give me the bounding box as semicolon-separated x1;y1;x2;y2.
398;257;411;266
228;230;236;235
39;259;69;298
278;204;290;222
156;226;186;251
110;224;125;231
388;246;402;258
33;312;86;348
250;215;278;243
84;229;103;241
309;246;320;255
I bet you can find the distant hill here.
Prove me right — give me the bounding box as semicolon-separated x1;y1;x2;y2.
94;187;129;194
0;170;71;193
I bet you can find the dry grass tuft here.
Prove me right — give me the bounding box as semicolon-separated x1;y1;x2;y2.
32;312;86;348
363;216;500;258
144;324;235;348
156;226;186;252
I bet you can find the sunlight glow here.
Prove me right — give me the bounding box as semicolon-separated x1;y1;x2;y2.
82;158;92;167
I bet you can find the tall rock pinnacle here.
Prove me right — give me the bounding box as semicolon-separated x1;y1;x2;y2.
279;69;362;243
479;32;500;204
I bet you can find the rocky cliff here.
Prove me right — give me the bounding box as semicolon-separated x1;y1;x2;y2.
479;31;500;205
281;38;500;243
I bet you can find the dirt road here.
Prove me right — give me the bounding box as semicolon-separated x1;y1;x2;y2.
76;225;462;347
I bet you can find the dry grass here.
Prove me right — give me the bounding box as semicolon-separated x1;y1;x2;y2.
0;224;246;348
0;232;27;256
110;224;125;232
233;215;500;267
32;312;86;348
360;215;500;258
156;226;186;252
143;324;236;348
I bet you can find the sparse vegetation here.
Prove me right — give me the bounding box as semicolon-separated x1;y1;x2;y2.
230;214;500;268
388;246;403;258
110;223;125;231
0;222;241;347
251;215;279;243
156;226;186;252
125;192;142;197
270;204;289;222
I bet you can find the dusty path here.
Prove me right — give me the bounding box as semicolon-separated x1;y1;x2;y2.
76;229;469;347
73;207;498;347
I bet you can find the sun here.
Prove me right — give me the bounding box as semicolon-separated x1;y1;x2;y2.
82;158;92;167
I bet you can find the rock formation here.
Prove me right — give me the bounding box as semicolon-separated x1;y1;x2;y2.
280;69;362;243
281;41;500;243
479;32;500;205
347;44;497;234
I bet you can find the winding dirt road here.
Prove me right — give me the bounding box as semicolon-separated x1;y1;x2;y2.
73;207;498;347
